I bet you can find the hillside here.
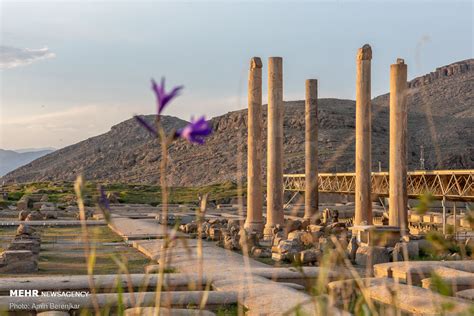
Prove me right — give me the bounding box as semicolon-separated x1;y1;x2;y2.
2;59;473;186
0;149;54;176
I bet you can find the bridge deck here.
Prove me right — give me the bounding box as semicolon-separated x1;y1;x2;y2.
283;170;474;201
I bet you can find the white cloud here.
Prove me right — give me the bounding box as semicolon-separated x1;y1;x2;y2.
0;45;56;69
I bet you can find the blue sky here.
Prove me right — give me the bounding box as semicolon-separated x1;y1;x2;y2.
1;0;472;149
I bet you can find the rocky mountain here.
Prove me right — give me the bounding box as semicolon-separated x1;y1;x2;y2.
2;59;473;186
0;149;54;177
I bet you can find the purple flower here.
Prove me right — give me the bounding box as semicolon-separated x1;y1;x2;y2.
176;116;212;144
134;115;158;136
152;77;183;115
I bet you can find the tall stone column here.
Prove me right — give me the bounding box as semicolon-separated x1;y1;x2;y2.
354;44;373;225
245;57;264;233
304;79;319;220
264;57;284;238
389;58;408;232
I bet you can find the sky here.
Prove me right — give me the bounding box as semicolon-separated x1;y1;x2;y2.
0;0;472;150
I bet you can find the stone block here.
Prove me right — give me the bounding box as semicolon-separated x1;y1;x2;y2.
18;210;30;221
0;250;38;273
16;197;30;211
272;252;288;262
275;239;304;255
287;230;314;246
26;211;43;221
16;224;36;235
7;240;40;255
455;289;474;301
296;249;321;264
208;227;222;241
422;275;474;293
355;246;390;267
251;247;272;259
351;225;401;247
392;241;419;261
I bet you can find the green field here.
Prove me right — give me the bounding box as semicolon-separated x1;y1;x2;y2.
2;181;244;206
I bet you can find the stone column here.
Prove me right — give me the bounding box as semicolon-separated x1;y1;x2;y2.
389;58;408;232
245;57;264;233
264;57;284;238
354;44;373;225
304;79;319;220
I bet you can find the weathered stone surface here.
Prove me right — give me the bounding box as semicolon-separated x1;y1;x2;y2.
26;210;43;221
180;222;196;234
296;249;321;264
347;236;358;262
287;230;314;246
422;275;474;293
40;203;56;212
374;261;474;284
125;307;216;316
18;210;30;221
455;288;474;300
275;239;304;255
330;277;473;315
17;224;36;236
223;232;240;251
16;197;30;211
208;227;222;241
392;241;419;261
7;240;40;254
0;250;38;273
355;246;390;266
307;224;324;233
44;211;58;219
251;247;272;259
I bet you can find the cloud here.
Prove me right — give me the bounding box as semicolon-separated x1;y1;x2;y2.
0;45;56;69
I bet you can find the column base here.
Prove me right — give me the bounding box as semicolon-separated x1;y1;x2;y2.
243;221;264;234
263;224;276;240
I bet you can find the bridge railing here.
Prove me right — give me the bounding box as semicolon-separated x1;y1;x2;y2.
283;170;474;201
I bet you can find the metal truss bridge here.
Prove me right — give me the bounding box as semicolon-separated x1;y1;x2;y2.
283;170;474;201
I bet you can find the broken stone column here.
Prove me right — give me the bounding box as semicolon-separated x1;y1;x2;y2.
245;57;264;233
265;57;284;238
354;44;373;225
389;58;408;232
304;79;319;220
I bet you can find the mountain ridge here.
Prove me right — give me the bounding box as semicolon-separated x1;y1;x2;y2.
2;58;473;186
0;149;55;177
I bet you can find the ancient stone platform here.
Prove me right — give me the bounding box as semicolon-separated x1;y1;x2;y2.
113;218;349;315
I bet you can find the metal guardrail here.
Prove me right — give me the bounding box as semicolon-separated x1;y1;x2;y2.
283;170;474;201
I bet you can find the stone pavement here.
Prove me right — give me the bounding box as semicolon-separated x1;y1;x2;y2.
111;218;349;315
109;218;186;241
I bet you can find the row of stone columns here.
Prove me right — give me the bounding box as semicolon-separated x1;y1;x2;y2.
245;46;409;235
354;45;409;233
245;56;319;237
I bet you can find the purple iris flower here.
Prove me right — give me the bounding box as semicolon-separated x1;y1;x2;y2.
134;115;158;136
176;116;212;144
152;77;183;115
